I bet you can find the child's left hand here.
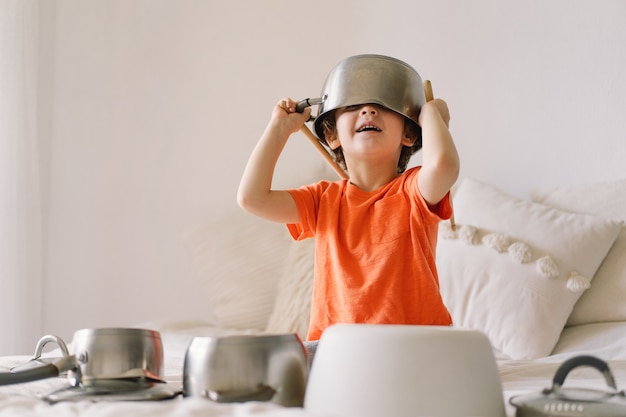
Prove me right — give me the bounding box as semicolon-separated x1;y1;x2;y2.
418;99;450;128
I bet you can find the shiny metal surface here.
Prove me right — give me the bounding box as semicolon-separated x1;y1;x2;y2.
0;327;164;391
69;328;164;387
312;54;426;139
510;355;626;417
40;379;181;403
183;334;307;407
9;335;70;373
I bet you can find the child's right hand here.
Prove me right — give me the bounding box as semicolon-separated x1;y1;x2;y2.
238;98;306;224
271;97;311;136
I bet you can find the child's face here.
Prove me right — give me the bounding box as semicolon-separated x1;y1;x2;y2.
330;103;414;163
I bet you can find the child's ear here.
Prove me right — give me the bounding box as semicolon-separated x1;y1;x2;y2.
324;132;342;150
401;133;417;147
327;136;342;150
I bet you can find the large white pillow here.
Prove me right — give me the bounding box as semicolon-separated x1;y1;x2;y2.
182;209;292;331
437;178;622;360
532;179;626;325
265;238;315;339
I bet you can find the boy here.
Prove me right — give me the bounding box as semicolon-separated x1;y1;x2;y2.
237;55;459;344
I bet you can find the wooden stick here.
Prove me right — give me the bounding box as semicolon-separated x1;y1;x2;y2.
281;101;348;179
423;80;456;231
300;125;348;179
424;79;434;102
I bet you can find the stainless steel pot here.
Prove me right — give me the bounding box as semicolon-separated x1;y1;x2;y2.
183;334;307;407
68;327;164;386
510;355;626;417
0;327;164;387
296;54;427;140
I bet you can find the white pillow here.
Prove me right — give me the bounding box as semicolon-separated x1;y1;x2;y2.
182;210;292;331
265;238;315;339
437;178;622;360
532;179;626;325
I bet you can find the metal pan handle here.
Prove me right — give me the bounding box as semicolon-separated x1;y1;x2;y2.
0;355;76;386
10;334;70;372
0;335;77;386
0;363;60;385
295;97;324;118
33;334;70;359
551;355;617;391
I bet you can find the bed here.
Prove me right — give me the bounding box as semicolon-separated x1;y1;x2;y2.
1;177;625;417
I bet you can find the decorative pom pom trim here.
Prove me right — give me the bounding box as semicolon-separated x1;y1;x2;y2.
482;233;510;253
508;242;532;264
566;271;591;293
458;225;479;245
439;222;589;294
536;256;560;278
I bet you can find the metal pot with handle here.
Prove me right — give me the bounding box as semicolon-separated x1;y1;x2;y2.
0;328;164;388
510;355;626;417
291;54;434;184
295;54;427;140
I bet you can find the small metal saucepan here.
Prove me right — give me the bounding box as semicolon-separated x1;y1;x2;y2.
183;333;308;407
510;355;626;417
0;328;164;388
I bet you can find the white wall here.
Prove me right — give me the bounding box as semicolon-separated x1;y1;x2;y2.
37;0;626;343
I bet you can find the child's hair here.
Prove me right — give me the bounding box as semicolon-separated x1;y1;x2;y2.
320;110;422;174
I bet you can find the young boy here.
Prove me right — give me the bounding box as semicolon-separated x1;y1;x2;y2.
237;56;459;345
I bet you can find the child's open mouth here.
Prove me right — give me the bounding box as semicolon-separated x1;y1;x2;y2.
356;124;382;133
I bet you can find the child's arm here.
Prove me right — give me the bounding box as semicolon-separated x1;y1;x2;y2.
416;98;460;207
237;98;311;223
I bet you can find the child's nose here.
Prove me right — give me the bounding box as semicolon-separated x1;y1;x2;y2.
360;104;378;115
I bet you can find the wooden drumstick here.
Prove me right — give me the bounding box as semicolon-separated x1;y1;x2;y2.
424;80;434;102
300;124;348;179
280;102;348;179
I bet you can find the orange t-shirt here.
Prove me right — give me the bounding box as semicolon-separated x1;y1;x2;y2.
287;166;453;341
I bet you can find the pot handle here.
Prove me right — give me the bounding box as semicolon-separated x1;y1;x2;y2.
11;334;71;371
295;97;324;119
0;335;77;386
33;334;70;359
0;363;60;386
550;355;617;391
281;98;348;180
0;355;76;386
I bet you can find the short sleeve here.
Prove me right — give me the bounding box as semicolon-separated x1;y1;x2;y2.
286;185;319;241
405;167;454;221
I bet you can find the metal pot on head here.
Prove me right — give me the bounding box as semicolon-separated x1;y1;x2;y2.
296;54;427;141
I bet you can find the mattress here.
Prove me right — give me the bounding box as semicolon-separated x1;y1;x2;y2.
1;321;625;417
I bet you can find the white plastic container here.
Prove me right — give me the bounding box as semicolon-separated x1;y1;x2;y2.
304;324;506;417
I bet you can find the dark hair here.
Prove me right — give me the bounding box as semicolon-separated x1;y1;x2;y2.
320;111;422;174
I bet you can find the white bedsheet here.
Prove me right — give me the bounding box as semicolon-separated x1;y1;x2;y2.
1;321;625;417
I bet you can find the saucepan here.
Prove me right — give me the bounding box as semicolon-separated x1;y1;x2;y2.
291;54;430;180
0;327;164;388
295;54;427;140
183;333;308;407
510;355;626;417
